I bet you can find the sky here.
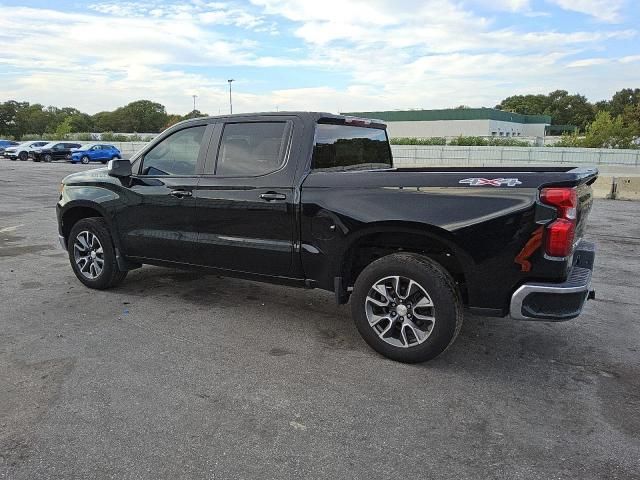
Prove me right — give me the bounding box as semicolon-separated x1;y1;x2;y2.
0;0;639;115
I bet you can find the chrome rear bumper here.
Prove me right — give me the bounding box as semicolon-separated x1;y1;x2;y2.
510;240;595;321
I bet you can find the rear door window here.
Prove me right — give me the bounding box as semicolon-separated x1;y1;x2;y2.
215;122;289;177
312;124;391;171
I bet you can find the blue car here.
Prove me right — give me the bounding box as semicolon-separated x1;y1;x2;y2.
0;139;20;156
70;144;122;164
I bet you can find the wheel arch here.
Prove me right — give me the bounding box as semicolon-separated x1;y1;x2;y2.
60;201;112;247
337;221;473;304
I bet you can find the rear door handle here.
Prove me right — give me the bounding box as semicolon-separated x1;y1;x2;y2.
260;192;286;201
170;189;193;198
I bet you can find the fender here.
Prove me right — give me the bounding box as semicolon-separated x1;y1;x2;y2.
58;186;125;255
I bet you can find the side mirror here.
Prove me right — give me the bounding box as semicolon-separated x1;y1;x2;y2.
107;159;132;178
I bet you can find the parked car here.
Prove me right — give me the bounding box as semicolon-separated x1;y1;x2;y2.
70;144;122;164
30;142;82;162
56;112;597;363
4;141;50;161
0;140;20;156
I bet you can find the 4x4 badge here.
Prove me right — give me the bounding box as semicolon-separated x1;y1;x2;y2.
459;178;522;187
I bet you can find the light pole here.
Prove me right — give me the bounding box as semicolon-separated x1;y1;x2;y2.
227;79;235;114
192;94;198;112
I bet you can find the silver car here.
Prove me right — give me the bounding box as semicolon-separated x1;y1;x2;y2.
4;141;50;161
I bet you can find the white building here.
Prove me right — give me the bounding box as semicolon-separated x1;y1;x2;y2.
342;108;551;139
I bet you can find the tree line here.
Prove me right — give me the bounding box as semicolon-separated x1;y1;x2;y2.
496;88;640;148
0;99;207;140
1;88;638;148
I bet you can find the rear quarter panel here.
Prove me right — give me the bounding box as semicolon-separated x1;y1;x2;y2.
300;170;570;313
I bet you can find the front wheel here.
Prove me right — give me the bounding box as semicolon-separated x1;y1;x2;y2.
19;151;28;161
67;217;128;289
81;155;90;164
351;253;463;363
43;153;53;162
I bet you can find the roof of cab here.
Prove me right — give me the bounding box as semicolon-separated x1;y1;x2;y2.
174;111;386;128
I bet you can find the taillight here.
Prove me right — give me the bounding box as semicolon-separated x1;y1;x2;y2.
541;187;577;257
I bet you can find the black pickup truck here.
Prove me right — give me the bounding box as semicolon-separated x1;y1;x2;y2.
56;112;597;363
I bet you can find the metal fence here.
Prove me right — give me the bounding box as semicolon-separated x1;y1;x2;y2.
111;142;149;158
391;145;640;168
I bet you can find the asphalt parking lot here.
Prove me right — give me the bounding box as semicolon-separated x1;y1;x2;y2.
1;160;639;479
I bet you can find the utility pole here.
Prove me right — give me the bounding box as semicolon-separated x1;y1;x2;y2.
192;94;198;112
227;79;235;114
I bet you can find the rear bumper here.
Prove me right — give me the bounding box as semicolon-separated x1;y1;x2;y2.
510;240;595;321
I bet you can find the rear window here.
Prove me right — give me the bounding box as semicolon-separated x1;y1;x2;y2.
312;124;392;171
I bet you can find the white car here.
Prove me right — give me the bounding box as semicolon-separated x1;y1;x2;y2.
4;141;50;161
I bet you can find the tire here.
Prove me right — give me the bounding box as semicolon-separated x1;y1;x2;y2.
67;217;128;289
43;153;53;163
351;253;463;363
19;151;28;161
81;155;90;164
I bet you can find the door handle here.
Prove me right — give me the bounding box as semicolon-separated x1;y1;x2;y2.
260;192;286;201
170;189;193;198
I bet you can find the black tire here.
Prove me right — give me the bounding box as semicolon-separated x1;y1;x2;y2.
67;217;128;289
81;155;90;164
43;153;53;163
351;253;463;363
19;151;28;161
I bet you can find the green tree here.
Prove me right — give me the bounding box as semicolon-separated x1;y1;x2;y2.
54;117;73;139
608;88;640;117
92;111;115;132
16;104;51;137
117;100;168;132
582;111;635;149
544;90;595;131
496;90;596;131
495;94;550;115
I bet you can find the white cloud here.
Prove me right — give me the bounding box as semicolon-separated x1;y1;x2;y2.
547;0;626;23
567;57;609;67
0;0;637;116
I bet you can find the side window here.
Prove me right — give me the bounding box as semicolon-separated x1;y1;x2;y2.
312;124;392;171
216;122;288;177
141;125;206;176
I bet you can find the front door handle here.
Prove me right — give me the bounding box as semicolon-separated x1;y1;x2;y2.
260;192;286;201
170;189;193;198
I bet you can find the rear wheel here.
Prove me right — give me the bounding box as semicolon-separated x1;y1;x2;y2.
81;155;90;164
67;218;128;289
351;253;463;363
19;151;28;161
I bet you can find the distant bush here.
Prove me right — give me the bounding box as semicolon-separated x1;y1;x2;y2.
486;138;531;147
15;132;154;142
390;137;447;145
100;132;155;142
392;136;532;147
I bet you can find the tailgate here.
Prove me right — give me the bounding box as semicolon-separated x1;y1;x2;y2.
574;182;594;242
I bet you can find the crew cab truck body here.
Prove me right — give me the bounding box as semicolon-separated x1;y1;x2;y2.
56;112;597;363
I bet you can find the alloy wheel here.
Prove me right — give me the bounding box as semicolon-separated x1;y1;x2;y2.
365;275;436;348
73;231;104;280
